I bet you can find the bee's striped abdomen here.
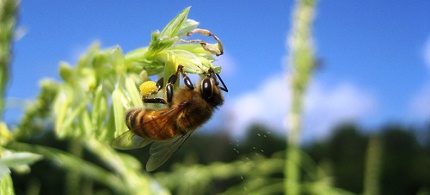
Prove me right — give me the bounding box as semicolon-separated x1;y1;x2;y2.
125;108;179;140
126;108;150;138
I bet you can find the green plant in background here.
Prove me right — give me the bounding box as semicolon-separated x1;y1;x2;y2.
0;0;16;118
363;135;381;195
284;1;382;195
284;0;318;194
0;0;42;194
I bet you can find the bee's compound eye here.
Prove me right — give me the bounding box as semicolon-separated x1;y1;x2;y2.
201;78;213;99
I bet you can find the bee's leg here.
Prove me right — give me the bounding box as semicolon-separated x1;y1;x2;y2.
140;77;165;104
155;77;164;91
143;98;167;104
165;66;181;103
178;66;194;90
165;65;195;103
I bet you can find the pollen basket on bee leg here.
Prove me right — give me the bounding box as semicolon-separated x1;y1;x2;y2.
140;81;158;97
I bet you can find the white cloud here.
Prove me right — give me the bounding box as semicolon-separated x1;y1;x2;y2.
409;82;430;121
407;35;430;121
303;81;375;140
224;74;290;138
224;74;376;140
424;36;430;70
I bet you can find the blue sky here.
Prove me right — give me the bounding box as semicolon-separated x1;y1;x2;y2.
5;1;430;140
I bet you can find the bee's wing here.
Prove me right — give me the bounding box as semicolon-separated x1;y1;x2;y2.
146;130;195;172
111;130;154;150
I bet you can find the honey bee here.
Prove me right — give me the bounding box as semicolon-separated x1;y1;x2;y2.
112;65;228;171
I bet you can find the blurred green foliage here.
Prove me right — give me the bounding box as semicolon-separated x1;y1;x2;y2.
7;122;430;194
0;0;40;194
0;0;18;119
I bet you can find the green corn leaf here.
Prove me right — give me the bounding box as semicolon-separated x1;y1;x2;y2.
79;109;93;139
0;163;10;179
125;76;143;107
59;102;86;138
177;19;199;37
102;107;117;142
0;122;12;146
111;47;126;75
7;142;130;194
0;174;14;195
112;86;127;137
160;6;191;38
59;62;74;83
92;85;108;137
53;91;70;138
0;152;42;168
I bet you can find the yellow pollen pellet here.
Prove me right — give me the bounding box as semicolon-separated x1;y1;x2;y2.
140;81;158;97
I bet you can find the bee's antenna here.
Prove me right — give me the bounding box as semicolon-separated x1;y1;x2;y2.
215;73;228;92
208;68;228;92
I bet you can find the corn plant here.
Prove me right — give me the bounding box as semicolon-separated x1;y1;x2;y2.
285;0;318;194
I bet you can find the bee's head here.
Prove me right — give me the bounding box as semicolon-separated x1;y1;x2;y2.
199;68;228;107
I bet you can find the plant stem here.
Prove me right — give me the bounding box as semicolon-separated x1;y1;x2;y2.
363;135;381;195
66;139;83;195
285;0;317;194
